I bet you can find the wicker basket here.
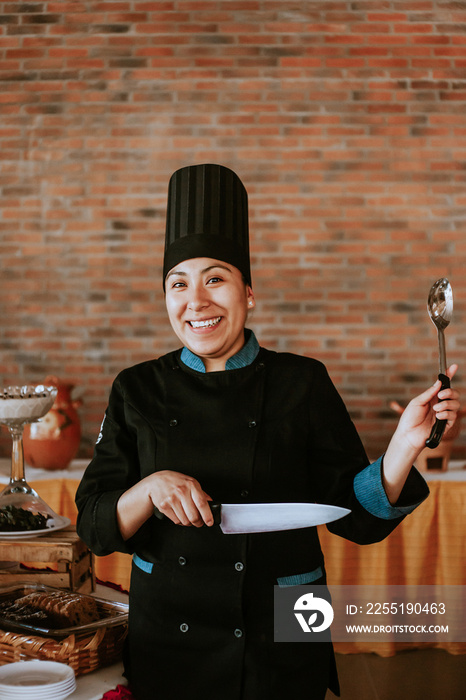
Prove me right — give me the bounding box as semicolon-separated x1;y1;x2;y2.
0;623;127;676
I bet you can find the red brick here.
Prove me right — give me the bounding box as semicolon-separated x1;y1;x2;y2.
1;1;465;460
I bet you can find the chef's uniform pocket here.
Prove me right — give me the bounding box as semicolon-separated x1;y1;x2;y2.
276;564;324;587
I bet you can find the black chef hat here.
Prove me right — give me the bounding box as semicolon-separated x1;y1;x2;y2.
163;163;251;288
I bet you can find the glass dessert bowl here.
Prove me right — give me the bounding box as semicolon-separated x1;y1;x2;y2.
0;385;71;536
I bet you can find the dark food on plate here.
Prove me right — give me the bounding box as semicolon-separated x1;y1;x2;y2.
0;505;50;531
0;590;100;629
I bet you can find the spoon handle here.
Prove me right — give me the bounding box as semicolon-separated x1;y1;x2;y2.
437;328;447;375
425;373;450;449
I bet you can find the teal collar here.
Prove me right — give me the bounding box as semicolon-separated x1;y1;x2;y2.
180;329;260;373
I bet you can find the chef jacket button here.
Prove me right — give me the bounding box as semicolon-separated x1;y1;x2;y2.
234;628;243;638
235;562;244;572
248;420;257;428
178;556;187;566
240;490;249;499
169;419;178;427
256;362;265;372
180;623;189;633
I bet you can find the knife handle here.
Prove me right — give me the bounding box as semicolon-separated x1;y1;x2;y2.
210;503;222;524
153;502;222;525
425;373;450;450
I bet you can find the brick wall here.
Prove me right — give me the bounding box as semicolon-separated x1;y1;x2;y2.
1;1;465;460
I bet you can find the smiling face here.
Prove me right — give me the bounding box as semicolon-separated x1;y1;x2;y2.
165;257;255;372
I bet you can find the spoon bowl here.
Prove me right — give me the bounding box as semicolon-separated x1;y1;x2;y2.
427;278;453;333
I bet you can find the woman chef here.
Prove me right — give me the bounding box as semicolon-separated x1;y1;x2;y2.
76;164;460;700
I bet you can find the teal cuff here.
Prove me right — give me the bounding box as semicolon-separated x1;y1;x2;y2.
354;456;423;520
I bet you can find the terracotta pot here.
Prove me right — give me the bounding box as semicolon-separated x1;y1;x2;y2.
23;375;82;470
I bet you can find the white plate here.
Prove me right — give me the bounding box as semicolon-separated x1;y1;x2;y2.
0;681;75;691
0;691;75;700
0;683;76;699
0;659;74;684
0;687;76;699
0;676;75;690
0;661;75;697
0;683;76;696
0;516;71;540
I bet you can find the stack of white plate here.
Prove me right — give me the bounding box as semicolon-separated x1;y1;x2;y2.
0;661;76;699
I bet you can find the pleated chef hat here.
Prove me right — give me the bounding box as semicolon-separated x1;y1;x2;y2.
163;164;251;287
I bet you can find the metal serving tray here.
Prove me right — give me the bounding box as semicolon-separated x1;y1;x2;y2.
0;583;128;638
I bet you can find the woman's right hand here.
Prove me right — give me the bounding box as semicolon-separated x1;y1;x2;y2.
116;470;214;540
147;470;214;528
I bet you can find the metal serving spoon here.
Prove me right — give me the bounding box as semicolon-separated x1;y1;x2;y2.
425;277;453;449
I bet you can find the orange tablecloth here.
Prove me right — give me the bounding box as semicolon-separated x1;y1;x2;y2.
22;474;466;656
318;479;466;655
320;480;465;587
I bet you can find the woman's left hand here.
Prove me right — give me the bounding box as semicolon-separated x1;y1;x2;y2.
382;364;461;504
392;364;461;453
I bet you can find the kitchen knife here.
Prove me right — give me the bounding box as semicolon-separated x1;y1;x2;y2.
153;502;351;534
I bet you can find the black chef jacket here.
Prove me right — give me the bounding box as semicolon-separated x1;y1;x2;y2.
76;346;429;700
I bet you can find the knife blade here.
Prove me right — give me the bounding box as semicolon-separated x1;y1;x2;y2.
154;502;350;534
